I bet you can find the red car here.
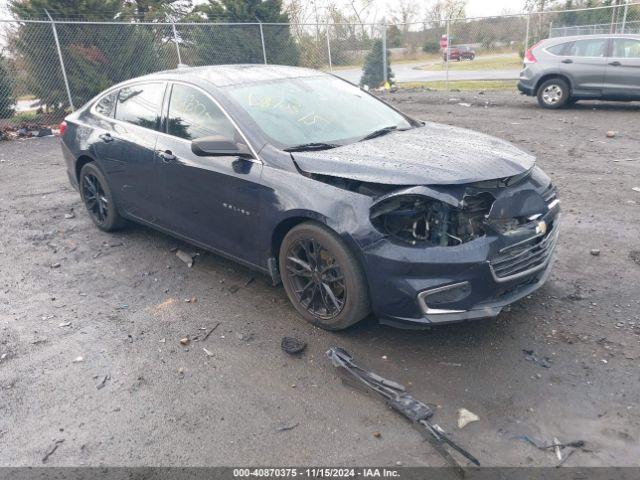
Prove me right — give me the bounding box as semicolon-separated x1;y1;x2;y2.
443;46;476;61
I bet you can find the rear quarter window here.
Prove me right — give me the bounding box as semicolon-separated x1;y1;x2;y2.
546;42;571;56
114;83;165;130
93;92;117;117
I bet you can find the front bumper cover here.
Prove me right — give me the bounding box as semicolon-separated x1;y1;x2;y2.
362;206;560;329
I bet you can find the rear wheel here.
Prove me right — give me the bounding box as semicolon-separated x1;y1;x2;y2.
279;222;370;330
79;162;126;232
537;78;570;109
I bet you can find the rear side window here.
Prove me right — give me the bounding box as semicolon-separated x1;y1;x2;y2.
612;39;640;58
547;42;571;56
167;84;236;141
567;39;608;57
114;83;165;130
94;92;117;117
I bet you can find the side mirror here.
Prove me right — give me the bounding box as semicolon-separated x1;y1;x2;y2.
191;135;253;158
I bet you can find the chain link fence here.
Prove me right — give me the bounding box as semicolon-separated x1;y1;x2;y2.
0;2;639;129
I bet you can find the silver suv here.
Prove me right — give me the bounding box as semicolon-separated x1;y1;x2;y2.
517;34;640;109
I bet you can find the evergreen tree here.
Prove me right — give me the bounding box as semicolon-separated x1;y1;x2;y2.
9;0;164;111
0;55;16;119
189;0;299;66
360;39;394;89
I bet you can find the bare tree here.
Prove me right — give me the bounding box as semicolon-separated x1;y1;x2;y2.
425;0;467;24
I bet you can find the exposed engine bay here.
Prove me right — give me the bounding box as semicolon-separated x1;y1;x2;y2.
370;193;493;246
300;165;556;248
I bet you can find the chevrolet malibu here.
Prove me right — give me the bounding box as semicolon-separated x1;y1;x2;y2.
60;65;560;330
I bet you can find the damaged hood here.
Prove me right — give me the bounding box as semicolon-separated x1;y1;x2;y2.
292;122;536;185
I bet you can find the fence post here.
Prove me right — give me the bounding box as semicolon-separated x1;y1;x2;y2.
171;21;182;66
524;13;530;50
549;21;553;37
326;20;333;72
445;18;450;92
45;9;74;111
621;0;629;33
381;22;388;86
258;22;267;64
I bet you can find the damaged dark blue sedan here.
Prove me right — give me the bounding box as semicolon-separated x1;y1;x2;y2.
60;65;560;330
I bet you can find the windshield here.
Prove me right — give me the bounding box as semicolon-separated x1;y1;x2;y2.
226;76;412;149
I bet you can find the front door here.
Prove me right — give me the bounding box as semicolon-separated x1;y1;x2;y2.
604;37;640;99
155;83;264;265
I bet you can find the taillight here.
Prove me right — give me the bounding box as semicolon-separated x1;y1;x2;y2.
59;121;67;137
524;41;542;64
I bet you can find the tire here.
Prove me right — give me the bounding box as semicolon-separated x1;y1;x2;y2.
279;222;370;330
79;162;126;232
537;78;570;109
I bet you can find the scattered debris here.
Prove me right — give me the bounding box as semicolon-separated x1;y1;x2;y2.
202;322;221;342
632;187;640;194
605;130;617;138
115;304;129;310
523;349;553;368
176;249;195;268
373;431;382;438
327;347;480;473
228;285;240;294
458;102;472;107
179;337;190;346
96;375;109;390
513;435;585;464
457;408;479;429
590;249;600;256
0;353;8;361
202;347;214;357
553;436;562;461
73;356;84;363
50;263;61;269
276;422;299;432
439;362;462;367
281;336;307;354
630;251;640;265
159;338;166;344
42;439;64;463
244;277;255;287
63;212;75;219
58;321;71;327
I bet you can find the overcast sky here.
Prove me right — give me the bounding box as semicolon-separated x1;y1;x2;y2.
466;0;527;17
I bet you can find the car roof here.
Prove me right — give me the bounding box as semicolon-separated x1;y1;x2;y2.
542;33;640;44
137;64;325;88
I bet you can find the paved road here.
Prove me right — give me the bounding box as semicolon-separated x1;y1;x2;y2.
333;60;521;84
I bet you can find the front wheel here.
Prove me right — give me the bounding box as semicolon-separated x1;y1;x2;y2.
279;222;370;330
79;162;126;232
537;78;570;109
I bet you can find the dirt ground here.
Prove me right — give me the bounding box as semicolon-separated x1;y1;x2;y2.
1;90;639;468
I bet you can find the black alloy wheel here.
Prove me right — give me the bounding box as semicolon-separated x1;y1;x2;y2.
79;162;126;232
279;222;370;330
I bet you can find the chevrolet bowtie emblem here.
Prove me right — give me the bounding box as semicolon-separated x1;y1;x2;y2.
536;220;547;235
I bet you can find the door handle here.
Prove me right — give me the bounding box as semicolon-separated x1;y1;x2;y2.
561;58;573;64
99;133;113;143
159;150;176;163
608;61;622;67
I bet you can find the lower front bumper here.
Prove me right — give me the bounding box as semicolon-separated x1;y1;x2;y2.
377;253;555;329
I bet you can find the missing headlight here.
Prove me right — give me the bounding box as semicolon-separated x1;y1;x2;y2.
370;193;493;246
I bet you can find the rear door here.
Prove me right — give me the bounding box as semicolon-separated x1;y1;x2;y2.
109;82;167;223
603;37;640;98
155;82;264;264
555;38;609;94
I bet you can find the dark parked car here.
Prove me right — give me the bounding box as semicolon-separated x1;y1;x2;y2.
443;46;476;61
60;65;560;330
518;34;640;108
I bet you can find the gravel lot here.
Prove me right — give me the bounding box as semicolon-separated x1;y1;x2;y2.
1;91;639;468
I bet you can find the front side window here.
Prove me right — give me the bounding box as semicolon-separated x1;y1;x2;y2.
226;76;412;148
612;39;640;58
114;83;164;130
567;39;608;57
94;91;117;117
167;84;237;141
